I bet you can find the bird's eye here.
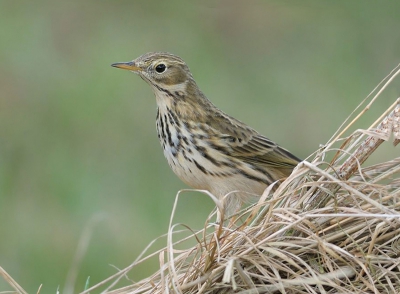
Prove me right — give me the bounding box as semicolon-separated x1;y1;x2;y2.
155;63;166;73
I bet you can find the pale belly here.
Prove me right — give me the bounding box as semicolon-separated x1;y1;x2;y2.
158;124;269;214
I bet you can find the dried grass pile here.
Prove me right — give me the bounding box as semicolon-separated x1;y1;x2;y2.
2;68;400;294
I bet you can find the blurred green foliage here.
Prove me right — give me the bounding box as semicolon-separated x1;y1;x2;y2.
1;1;399;293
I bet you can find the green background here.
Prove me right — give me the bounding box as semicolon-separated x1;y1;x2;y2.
1;1;399;293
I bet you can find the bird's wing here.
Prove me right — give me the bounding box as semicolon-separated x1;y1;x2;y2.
221;133;301;170
204;109;300;172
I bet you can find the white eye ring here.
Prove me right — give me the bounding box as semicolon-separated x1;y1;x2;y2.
155;63;166;74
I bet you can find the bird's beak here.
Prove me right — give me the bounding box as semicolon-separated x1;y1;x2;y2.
111;61;141;72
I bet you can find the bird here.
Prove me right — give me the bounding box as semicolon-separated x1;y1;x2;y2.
112;52;301;218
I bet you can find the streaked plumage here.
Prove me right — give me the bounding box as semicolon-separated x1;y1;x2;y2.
112;52;301;216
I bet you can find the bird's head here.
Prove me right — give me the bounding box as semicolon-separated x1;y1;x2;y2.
112;52;195;96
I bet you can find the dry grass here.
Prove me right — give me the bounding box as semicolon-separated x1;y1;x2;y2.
2;65;400;293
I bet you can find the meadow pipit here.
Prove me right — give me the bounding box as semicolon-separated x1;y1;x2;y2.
112;52;301;217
